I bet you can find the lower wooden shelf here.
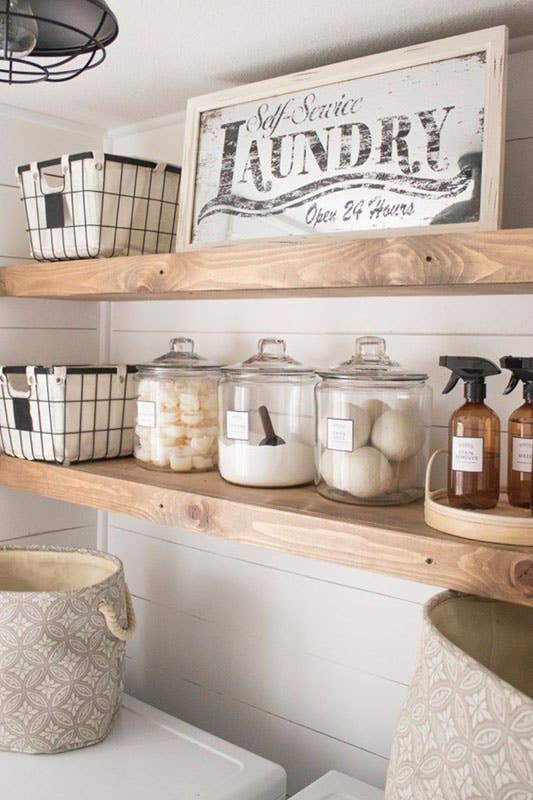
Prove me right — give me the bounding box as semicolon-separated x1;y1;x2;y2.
0;454;532;606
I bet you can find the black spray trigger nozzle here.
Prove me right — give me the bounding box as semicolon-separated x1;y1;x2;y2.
500;356;533;399
503;374;520;395
443;372;460;395
439;356;500;401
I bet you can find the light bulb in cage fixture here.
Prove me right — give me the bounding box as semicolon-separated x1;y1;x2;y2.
0;0;38;58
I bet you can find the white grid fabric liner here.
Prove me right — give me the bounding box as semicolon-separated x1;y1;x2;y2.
17;152;180;261
0;366;136;463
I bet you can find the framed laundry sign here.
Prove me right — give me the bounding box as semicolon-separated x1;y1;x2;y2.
177;26;507;249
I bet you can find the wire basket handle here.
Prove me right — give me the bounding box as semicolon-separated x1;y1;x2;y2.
30;155;70;195
0;366;36;399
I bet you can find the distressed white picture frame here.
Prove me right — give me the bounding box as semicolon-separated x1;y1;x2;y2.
177;26;507;250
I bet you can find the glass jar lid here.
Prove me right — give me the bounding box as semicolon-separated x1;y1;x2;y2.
137;337;224;375
223;338;314;376
317;336;428;382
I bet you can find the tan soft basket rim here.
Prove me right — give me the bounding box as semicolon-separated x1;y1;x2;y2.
0;544;123;596
425;590;533;704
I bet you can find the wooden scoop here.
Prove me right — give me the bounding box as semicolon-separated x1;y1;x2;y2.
258;405;285;446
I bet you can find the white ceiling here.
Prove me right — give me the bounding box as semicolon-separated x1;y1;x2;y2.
1;0;533;130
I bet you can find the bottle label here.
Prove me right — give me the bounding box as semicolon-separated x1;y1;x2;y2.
327;418;354;452
512;437;533;473
137;400;156;428
452;436;483;473
226;410;249;441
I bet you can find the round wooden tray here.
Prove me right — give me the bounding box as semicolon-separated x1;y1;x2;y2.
424;450;533;545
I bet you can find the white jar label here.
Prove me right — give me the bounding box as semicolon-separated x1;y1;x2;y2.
327;418;354;452
452;436;483;473
512;437;533;473
137;400;156;428
226;410;249;441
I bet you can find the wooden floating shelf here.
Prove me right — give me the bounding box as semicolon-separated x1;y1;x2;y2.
2;228;533;300
1;454;532;606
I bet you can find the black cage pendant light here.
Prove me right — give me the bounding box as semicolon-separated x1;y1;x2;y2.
0;0;118;84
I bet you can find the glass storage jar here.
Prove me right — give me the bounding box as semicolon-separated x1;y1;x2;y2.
218;338;316;487
316;336;432;505
135;337;223;472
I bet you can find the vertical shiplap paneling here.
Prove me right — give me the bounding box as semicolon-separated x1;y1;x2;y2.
106;47;533;793
0;111;102;546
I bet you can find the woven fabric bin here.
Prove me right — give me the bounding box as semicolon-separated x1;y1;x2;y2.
0;546;136;754
385;591;533;800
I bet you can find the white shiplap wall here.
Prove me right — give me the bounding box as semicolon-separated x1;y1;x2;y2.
0;108;101;550
107;48;533;796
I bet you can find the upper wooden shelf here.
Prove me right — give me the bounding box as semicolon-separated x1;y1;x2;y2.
0;454;532;606
2;228;533;300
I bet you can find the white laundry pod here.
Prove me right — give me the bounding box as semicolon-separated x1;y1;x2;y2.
188;425;218;439
150;439;189;468
190;435;214;455
180;392;201;412
192;455;215;470
181;410;204;426
167;444;194;458
371;409;425;462
151;452;171;469
170;454;194;472
157;383;180;407
157;410;182;427
134;446;152;462
161;424;186;441
321;446;393;498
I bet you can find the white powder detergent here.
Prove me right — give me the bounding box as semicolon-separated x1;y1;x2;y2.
219;440;315;487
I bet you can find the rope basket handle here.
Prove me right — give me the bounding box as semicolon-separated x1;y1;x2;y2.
98;583;137;642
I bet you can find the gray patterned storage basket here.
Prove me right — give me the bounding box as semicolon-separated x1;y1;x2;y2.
386;591;533;800
0;546;136;754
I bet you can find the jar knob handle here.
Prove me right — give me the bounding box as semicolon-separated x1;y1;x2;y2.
169;337;194;354
258;338;286;357
355;336;387;362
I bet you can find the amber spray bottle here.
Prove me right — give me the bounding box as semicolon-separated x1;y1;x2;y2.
439;357;501;510
500;357;533;508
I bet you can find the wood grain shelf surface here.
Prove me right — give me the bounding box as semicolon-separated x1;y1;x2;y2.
1;454;532;606
2;228;533;300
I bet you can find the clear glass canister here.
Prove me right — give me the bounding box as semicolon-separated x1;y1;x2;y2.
316;336;432;505
218;338;316;487
135;337;223;472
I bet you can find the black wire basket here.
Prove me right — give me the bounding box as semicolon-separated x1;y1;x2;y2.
0;365;137;464
17;152;181;261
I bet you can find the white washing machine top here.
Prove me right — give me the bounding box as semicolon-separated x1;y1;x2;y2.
1;694;287;800
291;770;384;800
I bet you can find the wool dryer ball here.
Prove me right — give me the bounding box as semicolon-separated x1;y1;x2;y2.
321;446;394;498
361;398;390;423
371;409;425;462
